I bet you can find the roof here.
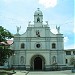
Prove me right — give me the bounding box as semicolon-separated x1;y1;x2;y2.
34;8;43;16
7;40;13;45
0;40;13;46
64;49;75;51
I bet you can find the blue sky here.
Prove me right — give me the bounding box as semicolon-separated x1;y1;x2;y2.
0;0;74;49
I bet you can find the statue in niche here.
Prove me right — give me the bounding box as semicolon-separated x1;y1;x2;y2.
53;56;56;63
16;26;21;34
56;25;60;34
20;56;24;64
36;30;40;37
37;17;40;22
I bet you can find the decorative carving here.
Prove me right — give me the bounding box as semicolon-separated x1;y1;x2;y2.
37;8;40;11
36;30;40;37
29;21;31;24
46;21;48;25
56;26;60;34
28;21;31;27
16;26;21;34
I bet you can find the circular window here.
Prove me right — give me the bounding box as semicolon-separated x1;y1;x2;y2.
36;44;40;48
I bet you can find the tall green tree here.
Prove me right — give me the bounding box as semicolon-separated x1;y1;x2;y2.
70;57;75;69
0;26;13;66
0;26;13;42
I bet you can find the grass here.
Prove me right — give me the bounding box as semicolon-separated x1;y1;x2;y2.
0;69;14;75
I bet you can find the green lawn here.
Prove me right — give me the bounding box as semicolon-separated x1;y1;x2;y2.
0;73;8;75
0;72;12;75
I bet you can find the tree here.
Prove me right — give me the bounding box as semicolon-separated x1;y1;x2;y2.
0;26;13;66
0;26;13;42
70;57;75;69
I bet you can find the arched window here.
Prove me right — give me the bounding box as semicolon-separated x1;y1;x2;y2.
52;43;56;49
52;56;56;63
20;56;24;64
65;59;68;64
37;17;40;22
21;43;25;49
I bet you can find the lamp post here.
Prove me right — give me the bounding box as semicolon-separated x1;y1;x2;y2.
7;55;9;68
71;51;75;73
13;53;15;72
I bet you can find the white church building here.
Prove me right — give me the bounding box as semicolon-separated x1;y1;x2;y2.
9;8;74;70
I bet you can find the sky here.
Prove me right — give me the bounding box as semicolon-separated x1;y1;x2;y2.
0;0;74;49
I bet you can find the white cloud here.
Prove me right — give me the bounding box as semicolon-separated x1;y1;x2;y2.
38;0;57;8
3;0;22;4
64;37;69;43
64;44;75;49
3;0;13;4
64;37;75;49
51;28;57;34
74;29;75;33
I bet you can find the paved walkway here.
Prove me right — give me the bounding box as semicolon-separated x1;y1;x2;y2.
13;70;75;75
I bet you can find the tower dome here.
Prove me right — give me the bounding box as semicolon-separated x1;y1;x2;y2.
34;8;43;16
34;8;43;27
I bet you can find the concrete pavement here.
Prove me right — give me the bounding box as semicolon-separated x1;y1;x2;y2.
13;70;75;75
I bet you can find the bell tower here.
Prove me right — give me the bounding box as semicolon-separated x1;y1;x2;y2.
34;8;43;27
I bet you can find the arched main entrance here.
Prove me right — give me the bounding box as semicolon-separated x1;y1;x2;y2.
34;57;42;70
30;55;45;70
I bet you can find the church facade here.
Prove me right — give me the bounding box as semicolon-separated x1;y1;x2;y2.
10;8;67;70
